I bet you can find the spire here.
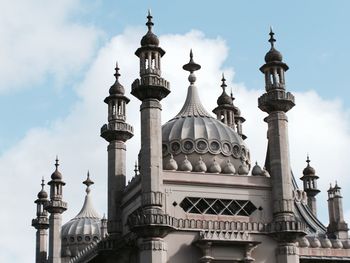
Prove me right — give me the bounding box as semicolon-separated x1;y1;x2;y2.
83;171;94;194
268;26;276;49
221;73;227;92
173;50;211;119
183;49;201;84
146;9;154;31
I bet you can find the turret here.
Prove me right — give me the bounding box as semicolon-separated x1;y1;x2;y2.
212;74;246;139
300;155;320;215
32;178;49;263
258;29;304;263
101;62;133;238
327;182;349;239
45;157;67;263
131;10;170;213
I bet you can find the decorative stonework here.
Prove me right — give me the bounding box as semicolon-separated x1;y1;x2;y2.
199;230;250;241
138;238;167;251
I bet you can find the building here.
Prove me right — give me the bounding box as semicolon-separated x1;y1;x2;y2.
32;12;350;263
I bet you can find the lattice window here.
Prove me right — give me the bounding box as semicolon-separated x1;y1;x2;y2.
180;197;257;216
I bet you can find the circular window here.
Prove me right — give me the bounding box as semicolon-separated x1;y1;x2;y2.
209;140;221;154
63;237;68;243
162;144;169;156
182;139;194;154
170;141;181;155
195;139;208;153
85;236;91;242
232;144;241;158
69;237;75;243
222;141;232;156
77;236;82;242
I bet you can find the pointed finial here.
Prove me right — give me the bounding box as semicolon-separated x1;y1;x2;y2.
114;61;120;80
221;73;227;91
134;161;139;176
41;177;45;190
83;171;94;194
268;26;276;48
183;49;201;85
306;154;310;165
55;156;59;169
146;9;154;31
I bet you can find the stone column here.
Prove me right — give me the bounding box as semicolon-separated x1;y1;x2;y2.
139;238;167;263
48;213;62;263
36;228;48;263
107;141;126;235
140;99;164;212
275;243;299;263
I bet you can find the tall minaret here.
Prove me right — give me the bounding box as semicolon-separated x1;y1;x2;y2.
131;10;170;214
327;183;349;239
32;178;49;263
101;62;133;238
258;29;303;263
45;158;67;263
300;155;320;215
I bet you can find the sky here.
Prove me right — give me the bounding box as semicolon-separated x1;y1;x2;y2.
0;1;350;262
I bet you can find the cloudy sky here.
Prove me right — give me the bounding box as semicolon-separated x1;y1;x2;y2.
1;1;350;262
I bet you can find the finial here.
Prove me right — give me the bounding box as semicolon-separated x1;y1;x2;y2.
268;26;276;48
134;161;139;176
146;9;154;31
221;73;227;92
183;49;201;85
83;171;94;194
114;61;120;80
41;177;45;190
55;156;59;169
306;154;310;165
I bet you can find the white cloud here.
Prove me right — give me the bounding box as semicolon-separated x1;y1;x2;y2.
0;0;101;93
1;27;350;262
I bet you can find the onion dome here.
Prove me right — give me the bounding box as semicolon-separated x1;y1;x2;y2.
217;74;233;106
164;154;178;171
51;157;62;180
140;10;159;47
332;239;343;249
303;155;316;175
194;156;207;172
264;27;283;63
162;50;250;174
223;160;236;174
180;155;193;172
298;237;310;248
238;164;249;175
209;158;222;173
109;62;125;95
309;237;321;248
252;162;263;176
61;172;102;257
37;178;48;199
321;236;332;248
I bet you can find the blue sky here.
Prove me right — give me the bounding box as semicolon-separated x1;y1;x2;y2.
1;1;350;262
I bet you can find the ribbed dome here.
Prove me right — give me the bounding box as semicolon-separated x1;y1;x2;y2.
162;83;250;174
61;187;101;257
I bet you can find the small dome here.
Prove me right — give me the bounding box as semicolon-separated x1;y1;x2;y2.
61;175;102;257
37;189;48;199
321;237;332;248
194;157;207;173
164;154;178;171
223;160;236;174
252;162;263;176
238;164;249;175
208;158;221;173
309;237;321;248
264;48;283;63
179;156;192;172
217;92;233;106
298;237;310;248
343;240;350;249
332;239;343;249
141;31;159;47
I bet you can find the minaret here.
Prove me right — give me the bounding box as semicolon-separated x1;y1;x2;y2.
300;155;320;215
101;62;133;238
32;178;49;263
212;74;246;139
131;10;170;214
327;182;349;239
45;158;67;263
258;29;303;263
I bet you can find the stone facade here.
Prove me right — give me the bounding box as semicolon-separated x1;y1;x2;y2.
32;13;350;263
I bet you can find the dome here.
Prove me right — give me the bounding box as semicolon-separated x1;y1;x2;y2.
109;64;125;95
37;189;48;199
252;162;263;176
61;187;101;257
162;74;250;174
141;31;159;47
264;47;282;63
217;91;233;106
